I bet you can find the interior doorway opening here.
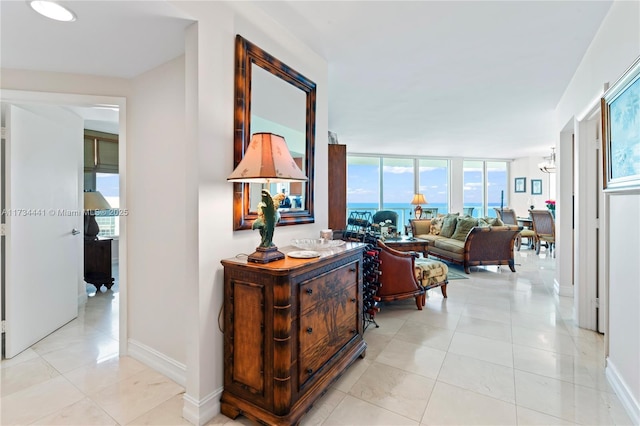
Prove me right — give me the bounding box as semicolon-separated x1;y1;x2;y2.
0;90;126;359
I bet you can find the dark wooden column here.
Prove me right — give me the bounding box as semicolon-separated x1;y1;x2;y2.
328;144;347;231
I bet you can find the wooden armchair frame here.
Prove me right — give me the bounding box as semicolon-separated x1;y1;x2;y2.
376;241;426;310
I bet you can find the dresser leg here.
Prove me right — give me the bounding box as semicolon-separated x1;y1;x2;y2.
221;401;241;420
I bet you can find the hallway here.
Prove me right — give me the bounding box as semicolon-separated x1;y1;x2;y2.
1;249;632;425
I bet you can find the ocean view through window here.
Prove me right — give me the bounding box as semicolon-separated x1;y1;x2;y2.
347;155;507;226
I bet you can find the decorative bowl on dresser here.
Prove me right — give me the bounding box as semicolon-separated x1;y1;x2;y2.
220;242;367;425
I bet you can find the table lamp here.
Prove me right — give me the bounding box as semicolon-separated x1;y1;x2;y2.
411;193;427;219
227;133;308;263
84;190;111;240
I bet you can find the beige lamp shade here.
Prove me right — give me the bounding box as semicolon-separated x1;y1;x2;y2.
84;190;111;211
227;133;308;183
411;194;427;205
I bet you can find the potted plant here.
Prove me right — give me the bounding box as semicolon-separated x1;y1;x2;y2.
545;199;556;218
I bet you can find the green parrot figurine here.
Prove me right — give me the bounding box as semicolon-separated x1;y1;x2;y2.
252;189;280;248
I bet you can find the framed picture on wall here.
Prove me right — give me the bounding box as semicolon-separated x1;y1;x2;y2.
514;177;526;193
531;179;543;195
602;55;640;192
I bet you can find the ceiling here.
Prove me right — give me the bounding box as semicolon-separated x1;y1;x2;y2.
1;1;613;158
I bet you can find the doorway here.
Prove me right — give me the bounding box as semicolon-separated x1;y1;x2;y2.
0;90;127;357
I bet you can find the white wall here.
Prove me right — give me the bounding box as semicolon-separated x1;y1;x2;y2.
608;193;640;420
127;56;189;368
0;63;192;378
2;2;330;422
555;1;640;422
170;2;329;423
509;156;552;216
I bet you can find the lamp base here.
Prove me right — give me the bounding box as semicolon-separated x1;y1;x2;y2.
84;214;100;241
414;205;423;220
248;246;285;263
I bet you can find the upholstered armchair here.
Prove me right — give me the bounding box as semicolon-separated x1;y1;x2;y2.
376;240;426;310
372;210;399;227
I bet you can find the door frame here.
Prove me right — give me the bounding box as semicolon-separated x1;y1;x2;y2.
573;94;608;339
1;89;128;355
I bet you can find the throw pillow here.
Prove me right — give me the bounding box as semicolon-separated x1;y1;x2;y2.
477;218;490;227
440;213;459;238
486;216;504;226
430;216;443;235
412;219;431;236
451;217;478;241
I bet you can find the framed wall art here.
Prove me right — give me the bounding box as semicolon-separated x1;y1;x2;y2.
601;55;640;192
531;179;543;195
514;177;526;193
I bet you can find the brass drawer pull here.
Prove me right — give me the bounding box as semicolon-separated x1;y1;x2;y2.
307;327;313;334
306;288;313;295
306;368;313;374
350;298;357;303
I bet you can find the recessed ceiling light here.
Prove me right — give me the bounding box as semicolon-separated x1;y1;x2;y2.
28;1;76;22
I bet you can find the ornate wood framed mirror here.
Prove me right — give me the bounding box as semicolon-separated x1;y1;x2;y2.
233;35;316;230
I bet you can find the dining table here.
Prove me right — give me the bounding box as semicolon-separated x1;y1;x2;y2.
517;217;533;228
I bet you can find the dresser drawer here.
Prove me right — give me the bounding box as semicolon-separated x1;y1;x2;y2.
298;305;359;384
299;282;358;355
299;261;358;315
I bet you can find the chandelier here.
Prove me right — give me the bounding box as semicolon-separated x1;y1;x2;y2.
538;147;556;173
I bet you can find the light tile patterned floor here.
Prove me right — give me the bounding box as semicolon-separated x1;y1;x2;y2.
1;249;634;425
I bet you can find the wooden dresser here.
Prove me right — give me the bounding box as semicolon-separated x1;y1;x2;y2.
220;243;366;425
84;238;114;291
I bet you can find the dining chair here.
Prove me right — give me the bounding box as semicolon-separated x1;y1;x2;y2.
494;208;536;250
529;209;556;257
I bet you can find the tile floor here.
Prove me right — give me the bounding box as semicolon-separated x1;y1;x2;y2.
1;249;633;425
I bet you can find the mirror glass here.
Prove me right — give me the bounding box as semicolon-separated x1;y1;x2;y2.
249;65;307;213
233;35;316;230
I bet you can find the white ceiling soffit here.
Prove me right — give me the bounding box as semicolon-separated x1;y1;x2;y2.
0;0;194;79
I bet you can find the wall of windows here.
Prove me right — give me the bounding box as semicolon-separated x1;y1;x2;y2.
419;159;449;218
462;160;507;217
463;160;484;217
346;156;380;209
381;158;414;207
347;154;508;225
487;161;508;218
347;155;451;229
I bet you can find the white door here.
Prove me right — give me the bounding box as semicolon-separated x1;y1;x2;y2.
3;104;83;358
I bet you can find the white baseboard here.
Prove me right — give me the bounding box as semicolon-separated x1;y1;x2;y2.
606;358;640;425
183;389;222;426
128;339;186;387
77;291;88;306
554;278;573;297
